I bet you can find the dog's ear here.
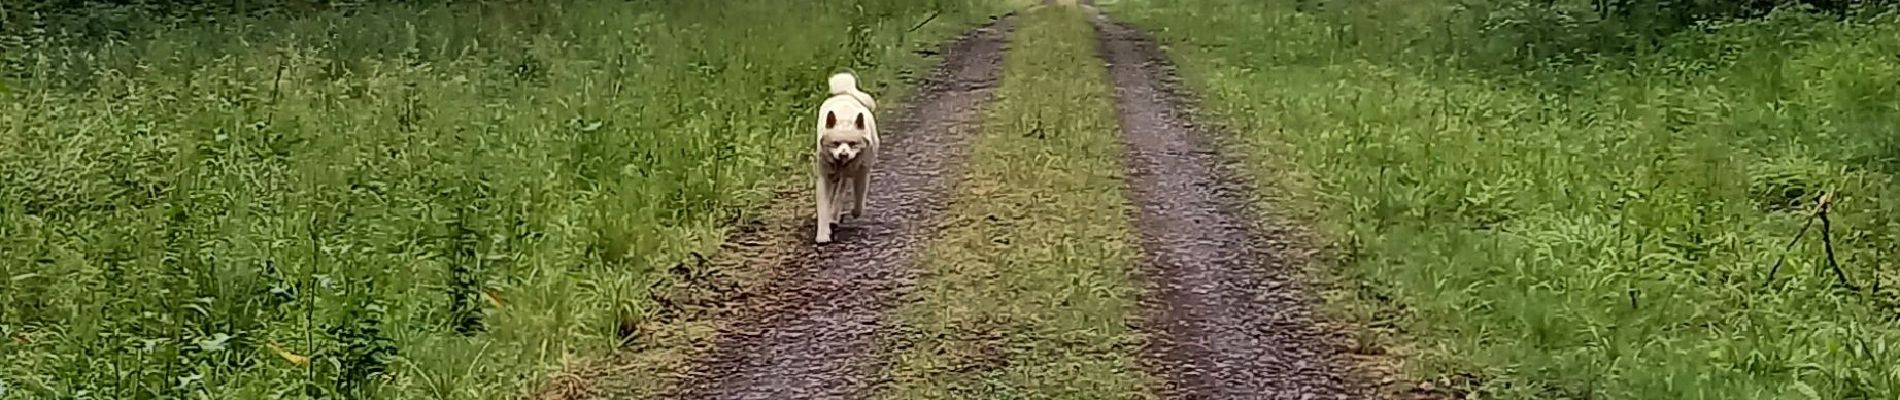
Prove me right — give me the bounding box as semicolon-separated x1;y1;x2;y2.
853;113;866;130
825;111;837;129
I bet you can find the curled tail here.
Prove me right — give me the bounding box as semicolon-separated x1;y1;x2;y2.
828;72;877;110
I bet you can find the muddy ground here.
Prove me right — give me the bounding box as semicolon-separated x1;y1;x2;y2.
1088;5;1367;400
666;16;1017;400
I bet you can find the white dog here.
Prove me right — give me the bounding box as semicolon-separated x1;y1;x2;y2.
814;72;879;244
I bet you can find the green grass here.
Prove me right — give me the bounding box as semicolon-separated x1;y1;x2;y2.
877;5;1152;399
0;0;1009;398
1114;0;1900;398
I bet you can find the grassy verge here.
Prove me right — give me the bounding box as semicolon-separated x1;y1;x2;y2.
0;1;1008;398
1115;0;1900;398
877;5;1152;399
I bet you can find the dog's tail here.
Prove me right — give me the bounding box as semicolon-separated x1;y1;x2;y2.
827;72;859;96
828;72;877;110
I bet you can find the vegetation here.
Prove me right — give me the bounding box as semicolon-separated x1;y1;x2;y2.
1115;0;1900;397
10;0;1900;397
0;0;1006;398
879;5;1152;398
1283;0;1899;68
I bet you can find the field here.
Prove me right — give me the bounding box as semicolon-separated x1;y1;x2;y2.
1114;0;1900;397
0;0;1005;398
5;0;1900;398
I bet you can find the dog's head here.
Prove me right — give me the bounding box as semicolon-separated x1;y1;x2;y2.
822;110;870;164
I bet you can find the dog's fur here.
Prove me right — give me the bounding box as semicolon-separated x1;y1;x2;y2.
814;72;879;243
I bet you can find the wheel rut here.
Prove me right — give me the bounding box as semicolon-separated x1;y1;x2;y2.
668;16;1015;400
1087;7;1362;400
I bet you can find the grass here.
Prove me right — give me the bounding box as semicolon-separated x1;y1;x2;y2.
876;5;1152;399
0;0;1011;398
1114;0;1900;398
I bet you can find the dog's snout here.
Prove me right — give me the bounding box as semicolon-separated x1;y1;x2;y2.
829;144;854;162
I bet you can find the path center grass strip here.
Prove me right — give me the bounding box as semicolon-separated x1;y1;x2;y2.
876;5;1153;399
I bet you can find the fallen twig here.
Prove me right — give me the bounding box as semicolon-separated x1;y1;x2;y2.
1818;192;1856;290
1761;209;1816;288
1762;192;1855;290
909;10;941;33
267;52;287;125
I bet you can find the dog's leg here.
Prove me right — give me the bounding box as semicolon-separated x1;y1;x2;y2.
831;177;851;222
815;169;833;244
851;168;869;218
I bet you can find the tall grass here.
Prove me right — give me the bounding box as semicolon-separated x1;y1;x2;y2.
1114;0;1900;398
0;0;1008;398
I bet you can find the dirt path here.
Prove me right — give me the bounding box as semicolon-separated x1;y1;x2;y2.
665;17;1015;400
1087;7;1361;400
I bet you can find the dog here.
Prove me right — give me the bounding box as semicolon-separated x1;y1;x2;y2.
814;72;879;244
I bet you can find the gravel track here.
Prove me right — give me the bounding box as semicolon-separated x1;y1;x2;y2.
1088;7;1362;400
667;16;1016;400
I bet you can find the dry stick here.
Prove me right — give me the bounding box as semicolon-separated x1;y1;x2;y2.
271;56;286;101
1818;192;1857;290
305;212;319;399
1760;213;1815;288
908;10;940;33
267;51;287;125
1875;245;1884;294
1761;192;1854;289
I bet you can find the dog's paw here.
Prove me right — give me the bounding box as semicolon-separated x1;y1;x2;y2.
815;234;832;244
